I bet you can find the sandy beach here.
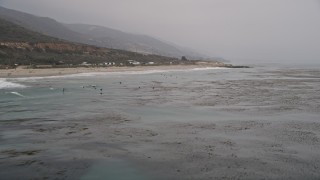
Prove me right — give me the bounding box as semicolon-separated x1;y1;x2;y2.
0;65;223;78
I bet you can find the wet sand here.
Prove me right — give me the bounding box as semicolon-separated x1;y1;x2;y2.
1;67;320;179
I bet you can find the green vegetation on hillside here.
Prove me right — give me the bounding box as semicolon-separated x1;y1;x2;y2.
0;18;60;42
0;18;184;67
0;6;203;58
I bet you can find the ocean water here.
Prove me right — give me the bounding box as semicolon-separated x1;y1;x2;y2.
1;65;319;121
1;65;320;179
0;67;231;122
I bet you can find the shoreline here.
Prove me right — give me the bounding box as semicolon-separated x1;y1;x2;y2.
0;64;228;78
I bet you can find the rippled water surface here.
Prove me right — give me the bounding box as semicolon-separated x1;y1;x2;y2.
1;65;320;179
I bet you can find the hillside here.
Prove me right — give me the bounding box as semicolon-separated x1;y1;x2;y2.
0;18;181;67
0;6;203;58
0;6;89;44
0;17;59;42
64;24;203;58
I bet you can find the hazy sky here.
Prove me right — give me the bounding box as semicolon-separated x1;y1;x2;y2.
1;0;320;63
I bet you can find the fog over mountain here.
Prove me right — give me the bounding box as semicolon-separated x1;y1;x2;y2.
0;6;203;59
1;0;320;64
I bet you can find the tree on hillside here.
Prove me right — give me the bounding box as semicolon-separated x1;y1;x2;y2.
181;56;188;61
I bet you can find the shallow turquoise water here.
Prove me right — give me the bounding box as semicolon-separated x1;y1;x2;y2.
1;65;320;128
0;68;239;122
81;159;149;180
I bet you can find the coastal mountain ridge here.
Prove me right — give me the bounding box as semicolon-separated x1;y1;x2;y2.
64;23;203;58
0;6;87;44
0;6;204;59
0;18;183;67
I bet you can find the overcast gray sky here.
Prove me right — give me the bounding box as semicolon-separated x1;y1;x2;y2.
1;0;320;64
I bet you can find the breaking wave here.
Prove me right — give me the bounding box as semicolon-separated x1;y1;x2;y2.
8;67;230;81
7;92;26;97
0;79;27;89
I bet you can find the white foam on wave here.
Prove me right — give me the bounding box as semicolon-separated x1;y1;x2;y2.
7;92;26;97
13;73;99;82
10;70;163;81
11;66;230;81
0;79;27;89
56;70;177;77
191;67;229;71
61;67;229;77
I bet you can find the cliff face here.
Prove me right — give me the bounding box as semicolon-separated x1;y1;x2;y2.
0;42;30;49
